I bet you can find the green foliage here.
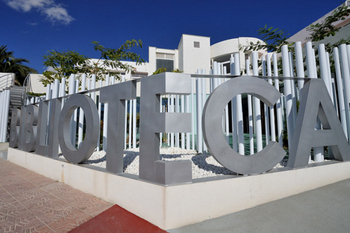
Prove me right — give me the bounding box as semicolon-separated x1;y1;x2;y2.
152;67;167;75
241;25;293;53
0;45;37;85
42;50;88;86
307;4;350;42
172;69;183;73
152;68;183;75
27;92;45;97
242;3;350;54
41;39;144;87
87;39;144;80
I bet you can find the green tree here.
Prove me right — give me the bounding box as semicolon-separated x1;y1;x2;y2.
307;3;350;42
42;50;88;86
0;45;38;85
241;25;291;53
41;39;144;86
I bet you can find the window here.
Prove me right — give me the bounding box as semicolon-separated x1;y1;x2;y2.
156;53;174;59
156;59;174;72
194;41;200;48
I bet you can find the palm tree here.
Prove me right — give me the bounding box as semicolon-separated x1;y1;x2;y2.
0;45;37;85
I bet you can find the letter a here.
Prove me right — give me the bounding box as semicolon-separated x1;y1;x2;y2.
287;79;350;168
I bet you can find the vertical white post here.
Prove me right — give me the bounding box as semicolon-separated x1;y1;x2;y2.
319;44;333;99
170;94;175;148
91;75;96;101
1;91;5;142
230;55;238;152
267;53;276;142
295;42;305;96
59;78;66;98
103;75;109;151
262;56;270;145
282;45;294;150
246;59;254;154
0;92;4;142
339;44;350;139
201;69;207;152
234;53;245;154
334;48;348;139
128;99;132;149
4;90;10;142
124;99;128;149
97;80;102;151
181;95;185;149
191;79;195;150
273;53;283;146
78;74;86;148
252;52;263;152
289;52;297;128
160;95;163;147
167;95;170;146
175;95;180;148
133;98;137;148
196;76;202;153
68;75;76;146
0;92;3;142
186;95;191;149
325;52;334;104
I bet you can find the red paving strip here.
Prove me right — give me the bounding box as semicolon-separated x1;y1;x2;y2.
69;205;168;233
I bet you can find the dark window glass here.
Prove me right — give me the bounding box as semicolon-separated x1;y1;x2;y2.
156;59;174;72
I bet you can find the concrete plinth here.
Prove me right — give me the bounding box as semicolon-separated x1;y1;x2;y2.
7;148;350;230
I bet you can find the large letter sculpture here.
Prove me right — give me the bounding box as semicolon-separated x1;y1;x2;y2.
47;99;62;158
35;101;49;156
287;79;350;168
58;94;99;163
21;105;38;152
139;73;192;185
202;76;286;175
100;81;136;173
9;108;21;148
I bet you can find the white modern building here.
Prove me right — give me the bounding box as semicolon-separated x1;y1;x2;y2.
148;34;266;75
27;34;266;94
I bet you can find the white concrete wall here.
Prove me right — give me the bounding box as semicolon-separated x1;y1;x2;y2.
28;74;47;94
210;37;266;71
178;34;211;74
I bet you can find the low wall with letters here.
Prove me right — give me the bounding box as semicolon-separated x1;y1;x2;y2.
7;147;350;230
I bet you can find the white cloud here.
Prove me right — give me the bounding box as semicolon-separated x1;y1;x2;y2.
6;0;53;12
44;6;74;24
4;0;74;25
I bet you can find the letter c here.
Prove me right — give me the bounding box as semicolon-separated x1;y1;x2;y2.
202;76;286;174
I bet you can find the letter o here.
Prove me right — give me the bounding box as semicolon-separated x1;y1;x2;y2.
202;76;286;174
58;94;99;164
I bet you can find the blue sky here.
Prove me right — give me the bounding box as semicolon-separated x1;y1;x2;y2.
0;0;342;73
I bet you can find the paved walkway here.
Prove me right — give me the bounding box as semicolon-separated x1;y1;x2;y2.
0;152;113;232
0;150;167;233
2;148;350;233
168;178;350;233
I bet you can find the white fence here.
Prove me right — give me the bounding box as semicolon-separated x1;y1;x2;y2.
0;89;10;142
3;41;350;165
